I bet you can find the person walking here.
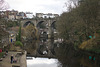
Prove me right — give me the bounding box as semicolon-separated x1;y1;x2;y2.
11;55;13;64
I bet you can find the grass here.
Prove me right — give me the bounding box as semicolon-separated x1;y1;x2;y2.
79;33;100;49
78;33;100;54
79;39;94;49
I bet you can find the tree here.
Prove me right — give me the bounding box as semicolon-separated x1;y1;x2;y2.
0;0;9;10
16;24;21;41
56;0;100;66
57;0;100;45
23;23;38;40
77;0;100;37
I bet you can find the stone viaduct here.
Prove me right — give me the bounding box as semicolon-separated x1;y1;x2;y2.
21;18;56;27
20;18;58;38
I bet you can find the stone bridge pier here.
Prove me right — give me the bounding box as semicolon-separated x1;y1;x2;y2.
21;18;57;38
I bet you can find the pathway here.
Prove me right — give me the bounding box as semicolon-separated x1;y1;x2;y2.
0;51;27;67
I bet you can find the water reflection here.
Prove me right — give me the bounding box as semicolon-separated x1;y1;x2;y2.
27;57;58;67
56;42;100;67
24;38;57;56
25;39;100;67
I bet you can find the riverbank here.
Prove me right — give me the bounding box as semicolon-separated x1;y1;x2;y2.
0;51;27;67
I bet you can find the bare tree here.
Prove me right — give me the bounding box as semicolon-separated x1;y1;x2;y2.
0;0;9;10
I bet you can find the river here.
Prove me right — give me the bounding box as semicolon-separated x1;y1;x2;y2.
25;38;58;67
25;39;100;67
27;57;58;67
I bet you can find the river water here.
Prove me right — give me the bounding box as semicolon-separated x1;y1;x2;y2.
27;57;58;67
25;39;59;67
25;39;100;67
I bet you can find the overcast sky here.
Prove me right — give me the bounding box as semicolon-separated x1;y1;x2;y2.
4;0;70;15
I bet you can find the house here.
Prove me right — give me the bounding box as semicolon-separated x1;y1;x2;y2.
16;12;26;19
36;13;43;18
36;13;59;18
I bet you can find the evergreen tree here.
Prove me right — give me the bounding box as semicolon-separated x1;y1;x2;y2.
16;23;21;41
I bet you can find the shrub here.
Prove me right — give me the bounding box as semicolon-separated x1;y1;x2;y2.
0;52;4;58
15;41;23;47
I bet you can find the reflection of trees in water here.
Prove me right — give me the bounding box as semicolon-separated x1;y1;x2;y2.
37;39;48;55
37;44;48;55
50;39;58;55
56;42;100;67
50;43;57;55
36;39;57;55
47;39;57;55
79;55;100;67
24;39;57;56
56;42;81;67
